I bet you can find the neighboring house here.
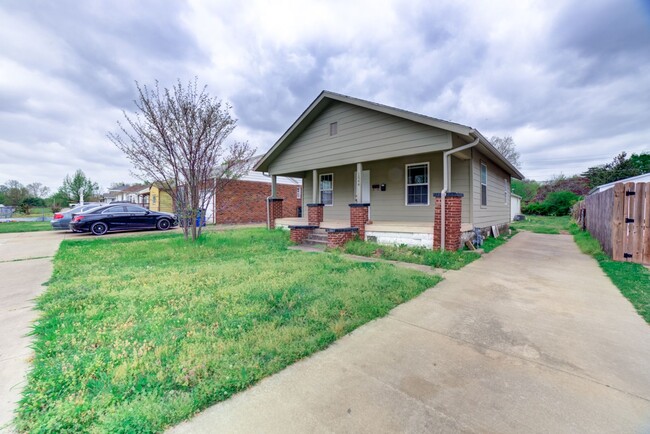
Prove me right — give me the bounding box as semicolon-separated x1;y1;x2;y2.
511;193;522;220
588;172;650;195
149;184;175;214
147;166;302;224
255;91;524;250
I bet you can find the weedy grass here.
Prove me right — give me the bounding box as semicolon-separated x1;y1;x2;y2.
0;221;52;233
480;227;518;253
343;240;480;270
510;215;571;234
16;228;440;433
569;222;650;324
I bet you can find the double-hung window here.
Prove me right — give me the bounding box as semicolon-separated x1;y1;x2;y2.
319;174;333;205
406;163;429;205
480;162;488;206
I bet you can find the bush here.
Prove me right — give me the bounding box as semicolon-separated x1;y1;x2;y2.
523;190;580;216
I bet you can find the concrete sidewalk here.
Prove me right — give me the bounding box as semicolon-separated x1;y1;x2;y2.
170;232;650;433
0;231;62;431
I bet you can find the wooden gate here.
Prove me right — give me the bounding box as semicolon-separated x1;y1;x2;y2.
583;182;649;265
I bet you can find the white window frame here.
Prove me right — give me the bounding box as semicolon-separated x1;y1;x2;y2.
405;162;430;206
329;122;338;136
297;186;302;199
480;162;488;207
504;178;509;204
319;173;334;206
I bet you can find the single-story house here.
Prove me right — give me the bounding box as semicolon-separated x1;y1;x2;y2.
255;91;524;250
147;163;302;224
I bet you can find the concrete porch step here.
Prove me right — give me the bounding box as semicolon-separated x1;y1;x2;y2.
305;239;328;245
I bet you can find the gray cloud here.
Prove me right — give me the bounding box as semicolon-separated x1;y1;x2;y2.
0;0;649;192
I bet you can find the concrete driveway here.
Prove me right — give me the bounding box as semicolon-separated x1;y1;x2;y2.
0;231;61;431
170;232;650;433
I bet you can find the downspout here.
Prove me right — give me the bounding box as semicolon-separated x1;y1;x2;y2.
440;134;480;250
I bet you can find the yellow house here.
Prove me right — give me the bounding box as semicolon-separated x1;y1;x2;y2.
149;184;175;213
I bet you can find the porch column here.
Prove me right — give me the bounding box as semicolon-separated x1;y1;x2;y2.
307;203;324;226
349;203;370;241
433;192;463;251
312;169;318;203
267;198;283;229
271;175;277;197
355;162;362;203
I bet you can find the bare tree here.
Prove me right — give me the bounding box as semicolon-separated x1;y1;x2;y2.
108;79;254;240
490;135;521;169
26;182;51;199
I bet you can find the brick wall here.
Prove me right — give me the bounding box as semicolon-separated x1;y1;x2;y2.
349;204;370;240
433;193;463;251
215;179;301;224
307;203;324;226
289;226;317;243
326;229;358;248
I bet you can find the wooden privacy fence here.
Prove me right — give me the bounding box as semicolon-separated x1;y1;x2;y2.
581;182;650;265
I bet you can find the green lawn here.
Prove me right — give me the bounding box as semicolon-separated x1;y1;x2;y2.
0;221;52;233
510;215;571;234
570;222;650;324
343;239;480;270
11;207;54;218
16;228;440;433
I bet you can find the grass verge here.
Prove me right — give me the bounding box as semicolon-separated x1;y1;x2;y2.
16;228;440;433
510;215;571;234
480;228;518;253
570;222;650;324
0;221;52;233
343;240;480;270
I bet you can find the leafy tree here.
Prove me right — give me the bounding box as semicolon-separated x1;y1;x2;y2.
490;135;521;169
581;152;650;188
57;170;100;203
2;180;29;206
109;78;254;241
511;179;539;204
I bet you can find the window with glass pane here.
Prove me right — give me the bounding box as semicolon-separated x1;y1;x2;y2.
319;174;333;205
406;163;429;205
481;163;487;206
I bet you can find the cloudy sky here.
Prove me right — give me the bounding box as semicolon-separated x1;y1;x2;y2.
1;0;649;192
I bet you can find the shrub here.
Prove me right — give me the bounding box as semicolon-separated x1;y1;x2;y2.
523;190;581;216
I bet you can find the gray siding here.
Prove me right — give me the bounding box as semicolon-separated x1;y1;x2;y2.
303;152;470;224
269;102;453;174
472;149;511;228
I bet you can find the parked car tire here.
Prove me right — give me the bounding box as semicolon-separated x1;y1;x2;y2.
91;222;108;236
157;218;171;231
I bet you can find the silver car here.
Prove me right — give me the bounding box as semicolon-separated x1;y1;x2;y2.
50;203;101;230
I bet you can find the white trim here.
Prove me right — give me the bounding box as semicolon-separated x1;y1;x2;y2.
405;162;430;206
319;173;334;206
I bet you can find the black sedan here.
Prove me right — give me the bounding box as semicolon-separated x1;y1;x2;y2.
69;204;178;235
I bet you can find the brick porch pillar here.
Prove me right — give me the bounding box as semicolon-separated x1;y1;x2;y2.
349;203;370;241
268;198;283;229
433;193;463;251
307;203;324;226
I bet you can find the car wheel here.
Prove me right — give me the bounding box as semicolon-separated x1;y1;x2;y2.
91;222;108;236
157;218;171;231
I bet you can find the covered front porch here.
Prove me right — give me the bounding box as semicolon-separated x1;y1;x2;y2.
266;150;471;250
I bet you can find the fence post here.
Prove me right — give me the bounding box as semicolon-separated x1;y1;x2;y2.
643;183;650;265
611;183;625;261
632;183;644;263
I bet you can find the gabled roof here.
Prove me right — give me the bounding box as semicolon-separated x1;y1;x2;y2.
255;90;524;179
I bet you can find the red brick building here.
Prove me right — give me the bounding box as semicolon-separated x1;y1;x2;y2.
209;173;302;224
